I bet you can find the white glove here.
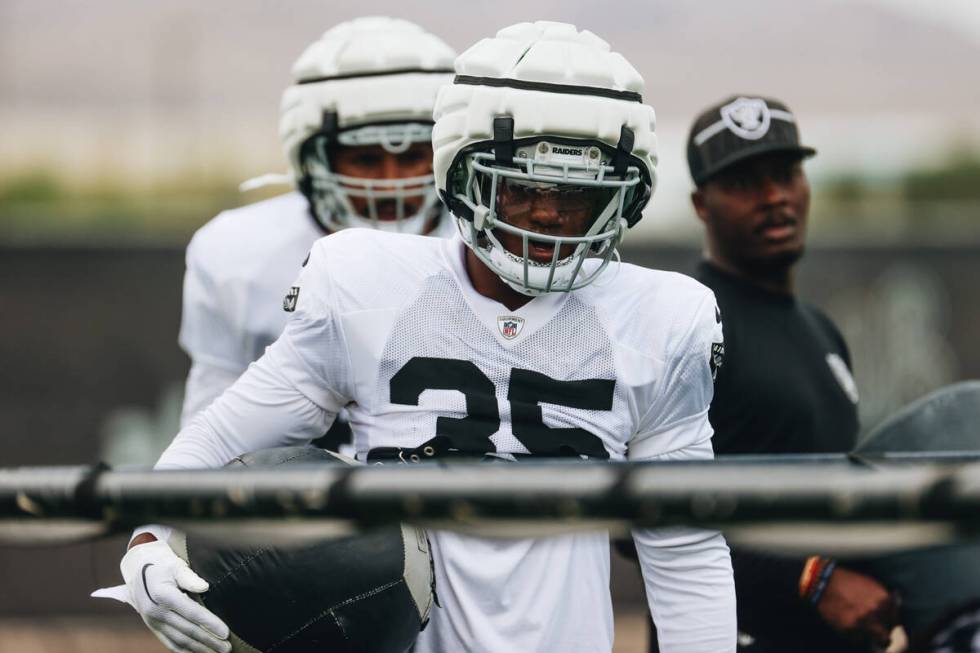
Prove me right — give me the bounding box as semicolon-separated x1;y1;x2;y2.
118;540;232;653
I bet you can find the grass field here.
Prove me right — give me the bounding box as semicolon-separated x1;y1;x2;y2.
0;611;650;652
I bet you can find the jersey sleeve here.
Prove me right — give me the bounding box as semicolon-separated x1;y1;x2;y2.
630;450;736;652
630;291;724;459
178;227;251;423
180;361;244;427
156;240;353;470
628;291;735;651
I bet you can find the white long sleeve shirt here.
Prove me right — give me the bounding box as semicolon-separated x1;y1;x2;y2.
160;228;736;652
177;192;322;424
177;191;457;423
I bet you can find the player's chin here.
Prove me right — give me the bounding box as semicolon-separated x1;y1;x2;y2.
753;243;805;270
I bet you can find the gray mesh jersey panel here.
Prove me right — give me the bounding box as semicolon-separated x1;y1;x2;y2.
374;271;629;457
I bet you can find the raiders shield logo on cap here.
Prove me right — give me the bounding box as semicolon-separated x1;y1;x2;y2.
497;315;525;340
720;97;772;141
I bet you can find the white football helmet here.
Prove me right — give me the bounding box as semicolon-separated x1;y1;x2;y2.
280;17;456;233
432;22;658;295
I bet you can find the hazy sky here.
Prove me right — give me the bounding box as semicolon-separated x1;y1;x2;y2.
2;0;978;233
870;0;980;43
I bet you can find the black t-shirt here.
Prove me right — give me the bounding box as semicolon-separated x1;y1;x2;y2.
696;261;859;455
694;261;867;653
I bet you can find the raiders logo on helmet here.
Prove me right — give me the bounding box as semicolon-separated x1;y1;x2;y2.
169;446;435;653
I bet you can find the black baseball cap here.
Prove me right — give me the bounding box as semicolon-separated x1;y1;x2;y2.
687;95;816;186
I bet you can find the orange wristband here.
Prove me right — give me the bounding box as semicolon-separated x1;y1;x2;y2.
799;556;823;599
799;556;836;605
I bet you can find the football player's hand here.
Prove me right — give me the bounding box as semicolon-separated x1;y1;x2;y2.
121;539;232;653
816;567;899;647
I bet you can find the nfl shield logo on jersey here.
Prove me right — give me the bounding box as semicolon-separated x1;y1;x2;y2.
283;286;300;312
497;315;525;340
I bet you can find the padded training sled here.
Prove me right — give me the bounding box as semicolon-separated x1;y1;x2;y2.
171;446;435;653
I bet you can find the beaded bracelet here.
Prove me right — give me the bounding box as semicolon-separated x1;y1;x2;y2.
799;556;837;606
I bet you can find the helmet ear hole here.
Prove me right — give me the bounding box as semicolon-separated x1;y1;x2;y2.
622;182;652;227
299;134;336;175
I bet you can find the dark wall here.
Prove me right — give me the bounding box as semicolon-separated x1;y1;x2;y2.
1;242;978;615
1;247;189;467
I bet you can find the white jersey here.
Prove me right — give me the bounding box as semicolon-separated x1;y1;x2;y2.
161;229;736;652
178;191;455;424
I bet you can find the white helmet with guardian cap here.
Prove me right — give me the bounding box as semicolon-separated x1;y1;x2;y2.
280;17;456;233
432;21;658;295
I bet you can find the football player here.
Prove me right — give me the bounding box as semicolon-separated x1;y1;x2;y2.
179;16;457;429
118;21;736;653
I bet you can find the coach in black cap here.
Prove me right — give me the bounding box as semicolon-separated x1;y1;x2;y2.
688;96;899;652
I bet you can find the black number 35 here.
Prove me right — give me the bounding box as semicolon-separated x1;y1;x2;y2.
377;356;615;460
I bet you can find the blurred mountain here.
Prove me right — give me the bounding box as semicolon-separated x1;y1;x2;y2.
2;0;977;117
1;0;978;234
